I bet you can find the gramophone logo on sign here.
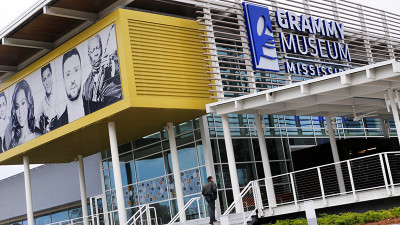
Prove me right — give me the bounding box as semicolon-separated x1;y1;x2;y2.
242;2;280;72
242;2;351;76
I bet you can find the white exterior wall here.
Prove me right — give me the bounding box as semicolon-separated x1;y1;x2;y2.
0;154;102;221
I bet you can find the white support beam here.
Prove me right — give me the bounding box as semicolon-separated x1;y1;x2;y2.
98;0;135;19
23;156;35;225
300;84;310;94
77;155;89;225
221;114;243;213
387;89;400;146
254;114;277;207
325;116;346;193
43;6;98;21
2;37;53;50
341;74;352;85
235;100;243;109
108;122;128;224
0;65;17;72
165;122;186;223
366;69;376;80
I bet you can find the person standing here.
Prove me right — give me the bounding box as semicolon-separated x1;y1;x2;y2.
202;176;218;224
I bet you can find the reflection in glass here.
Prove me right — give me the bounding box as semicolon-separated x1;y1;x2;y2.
184;194;203;220
136;153;165;181
35;214;51;225
51;210;69;223
151;200;171;224
120;162;135;186
178;143;197;170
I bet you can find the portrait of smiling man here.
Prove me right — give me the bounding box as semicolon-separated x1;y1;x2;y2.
37;63;60;134
60;47;85;125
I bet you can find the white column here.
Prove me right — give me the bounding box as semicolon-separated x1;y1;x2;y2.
388;89;400;146
78;155;89;225
108;122;127;224
325;116;346;193
23;156;35;225
254;114;277;207
166;122;186;223
199;116;222;218
220;114;243;213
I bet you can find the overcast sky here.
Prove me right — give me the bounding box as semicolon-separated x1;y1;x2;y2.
0;0;399;180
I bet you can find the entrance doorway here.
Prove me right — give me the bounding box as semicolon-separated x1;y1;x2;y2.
89;195;108;225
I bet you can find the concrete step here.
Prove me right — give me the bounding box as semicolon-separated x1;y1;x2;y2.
169;211;256;225
170;217;219;225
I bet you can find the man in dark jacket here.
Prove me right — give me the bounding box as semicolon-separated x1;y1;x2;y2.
202;176;218;224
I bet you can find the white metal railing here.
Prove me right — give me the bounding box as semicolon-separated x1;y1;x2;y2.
222;151;400;224
221;180;262;225
46;210;117;225
45;204;159;225
126;204;158;225
167;197;201;225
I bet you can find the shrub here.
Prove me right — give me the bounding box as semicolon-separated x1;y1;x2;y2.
273;218;307;225
389;207;400;218
264;206;400;225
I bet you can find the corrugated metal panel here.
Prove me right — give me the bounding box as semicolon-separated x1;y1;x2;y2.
128;19;212;98
196;0;400;100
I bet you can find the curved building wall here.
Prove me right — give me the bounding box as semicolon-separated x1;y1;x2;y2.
0;154;102;222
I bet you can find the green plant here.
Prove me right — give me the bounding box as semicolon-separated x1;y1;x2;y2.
264;206;400;225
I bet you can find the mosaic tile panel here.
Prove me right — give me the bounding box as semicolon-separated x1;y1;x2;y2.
138;177;168;204
181;168;201;196
123;184;139;207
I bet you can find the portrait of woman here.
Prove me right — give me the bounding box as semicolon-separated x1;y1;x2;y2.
7;80;37;149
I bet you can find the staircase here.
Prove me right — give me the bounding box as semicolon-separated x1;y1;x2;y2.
218;151;400;225
171;211;257;225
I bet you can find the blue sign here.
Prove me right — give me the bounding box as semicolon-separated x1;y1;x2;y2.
243;2;280;72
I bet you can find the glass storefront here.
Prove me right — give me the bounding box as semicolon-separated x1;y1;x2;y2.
2;114;397;225
101;118;207;224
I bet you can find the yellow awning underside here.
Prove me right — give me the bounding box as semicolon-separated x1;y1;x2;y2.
0;9;215;165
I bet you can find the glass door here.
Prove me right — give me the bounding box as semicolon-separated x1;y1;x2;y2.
90;195;106;225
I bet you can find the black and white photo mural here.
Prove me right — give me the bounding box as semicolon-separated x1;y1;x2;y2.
0;24;122;152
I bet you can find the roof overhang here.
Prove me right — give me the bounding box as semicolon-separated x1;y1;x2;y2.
207;59;400;118
0;0;199;83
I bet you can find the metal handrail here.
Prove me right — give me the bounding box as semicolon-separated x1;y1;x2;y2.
222;181;254;216
222;151;400;224
126;205;147;225
45;209;118;225
242;209;257;225
167;197;201;225
126;204;158;225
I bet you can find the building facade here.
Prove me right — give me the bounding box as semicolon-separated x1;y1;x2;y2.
0;0;400;224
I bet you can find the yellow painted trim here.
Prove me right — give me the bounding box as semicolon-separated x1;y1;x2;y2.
0;10;131;162
0;9;216;164
115;17;136;104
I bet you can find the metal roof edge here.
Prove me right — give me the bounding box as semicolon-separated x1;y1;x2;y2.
0;0;52;40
